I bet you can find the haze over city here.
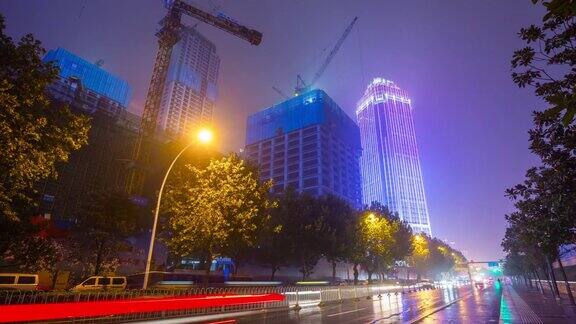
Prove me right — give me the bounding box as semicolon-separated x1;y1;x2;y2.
3;0;576;322
1;0;545;261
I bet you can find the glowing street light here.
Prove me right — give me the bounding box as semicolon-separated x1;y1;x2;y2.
197;127;213;144
142;127;214;289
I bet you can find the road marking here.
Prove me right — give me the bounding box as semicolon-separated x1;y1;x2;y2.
326;307;367;317
369;307;410;323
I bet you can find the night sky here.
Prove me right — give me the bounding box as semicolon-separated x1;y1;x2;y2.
1;0;545;261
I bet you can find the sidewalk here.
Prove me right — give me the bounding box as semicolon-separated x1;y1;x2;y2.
501;284;576;324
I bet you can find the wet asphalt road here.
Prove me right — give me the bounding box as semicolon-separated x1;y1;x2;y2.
228;285;496;323
420;284;501;323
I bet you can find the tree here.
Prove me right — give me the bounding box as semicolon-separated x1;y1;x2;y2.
0;221;59;272
70;191;144;276
317;194;356;282
0;14;89;222
346;210;364;285
428;239;456;280
253;189;297;281
286;192;327;280
162;154;274;283
511;0;576;125
408;234;430;281
356;211;395;284
390;219;414;268
507;0;576;305
503;167;576;303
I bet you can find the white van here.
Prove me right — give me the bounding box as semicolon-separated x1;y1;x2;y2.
72;276;127;291
0;273;39;291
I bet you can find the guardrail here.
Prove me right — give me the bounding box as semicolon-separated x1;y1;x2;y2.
529;279;576;296
0;282;440;322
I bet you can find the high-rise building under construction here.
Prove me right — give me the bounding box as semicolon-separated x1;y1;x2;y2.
356;78;432;235
245;89;362;207
157;26;220;136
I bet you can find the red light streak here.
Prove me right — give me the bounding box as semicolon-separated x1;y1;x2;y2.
0;293;284;323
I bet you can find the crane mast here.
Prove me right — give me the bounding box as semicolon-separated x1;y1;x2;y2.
126;0;262;195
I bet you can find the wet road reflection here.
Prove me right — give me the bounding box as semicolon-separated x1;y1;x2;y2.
228;285;474;323
421;284;501;323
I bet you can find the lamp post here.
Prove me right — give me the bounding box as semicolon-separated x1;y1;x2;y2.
142;128;213;289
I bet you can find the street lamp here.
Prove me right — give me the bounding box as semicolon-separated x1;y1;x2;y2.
142;127;214;289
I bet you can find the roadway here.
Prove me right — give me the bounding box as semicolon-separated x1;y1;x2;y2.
233;285;480;323
143;284;507;323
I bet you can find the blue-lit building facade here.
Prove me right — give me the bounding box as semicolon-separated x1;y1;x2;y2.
356;78;432;235
43;47;131;108
245;89;362;207
38;48;139;221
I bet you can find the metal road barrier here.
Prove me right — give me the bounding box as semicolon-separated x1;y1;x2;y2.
530;279;576;296
0;283;439;322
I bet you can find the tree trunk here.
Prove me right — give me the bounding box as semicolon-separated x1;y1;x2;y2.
522;274;528;287
557;257;575;305
94;241;104;276
543;265;556;295
332;261;337;283
271;266;278;281
203;265;211;285
545;256;560;297
51;269;59;290
533;269;544;294
353;263;359;285
203;254;212;285
234;258;241;275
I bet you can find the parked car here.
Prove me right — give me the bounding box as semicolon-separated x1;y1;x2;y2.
0;273;39;291
72;276;127;292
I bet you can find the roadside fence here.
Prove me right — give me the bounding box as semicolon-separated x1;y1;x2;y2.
0;282;440;322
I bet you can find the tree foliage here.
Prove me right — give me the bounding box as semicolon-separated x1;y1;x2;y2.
278;190;328;280
0;220;59;272
356;211;395;283
163;154;274;279
317;194;356;281
0;14;90;222
505;2;576;300
70;191;144;276
512;1;576;125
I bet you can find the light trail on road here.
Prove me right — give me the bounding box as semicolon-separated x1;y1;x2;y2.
0;293;285;323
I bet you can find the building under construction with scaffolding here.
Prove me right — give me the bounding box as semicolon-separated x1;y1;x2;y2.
37;48;142;221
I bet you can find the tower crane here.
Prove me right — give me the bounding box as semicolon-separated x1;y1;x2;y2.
272;86;289;99
293;16;358;96
126;0;262;195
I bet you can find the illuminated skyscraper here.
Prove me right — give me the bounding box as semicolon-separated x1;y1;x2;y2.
356;78;432;235
157;26;220;136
